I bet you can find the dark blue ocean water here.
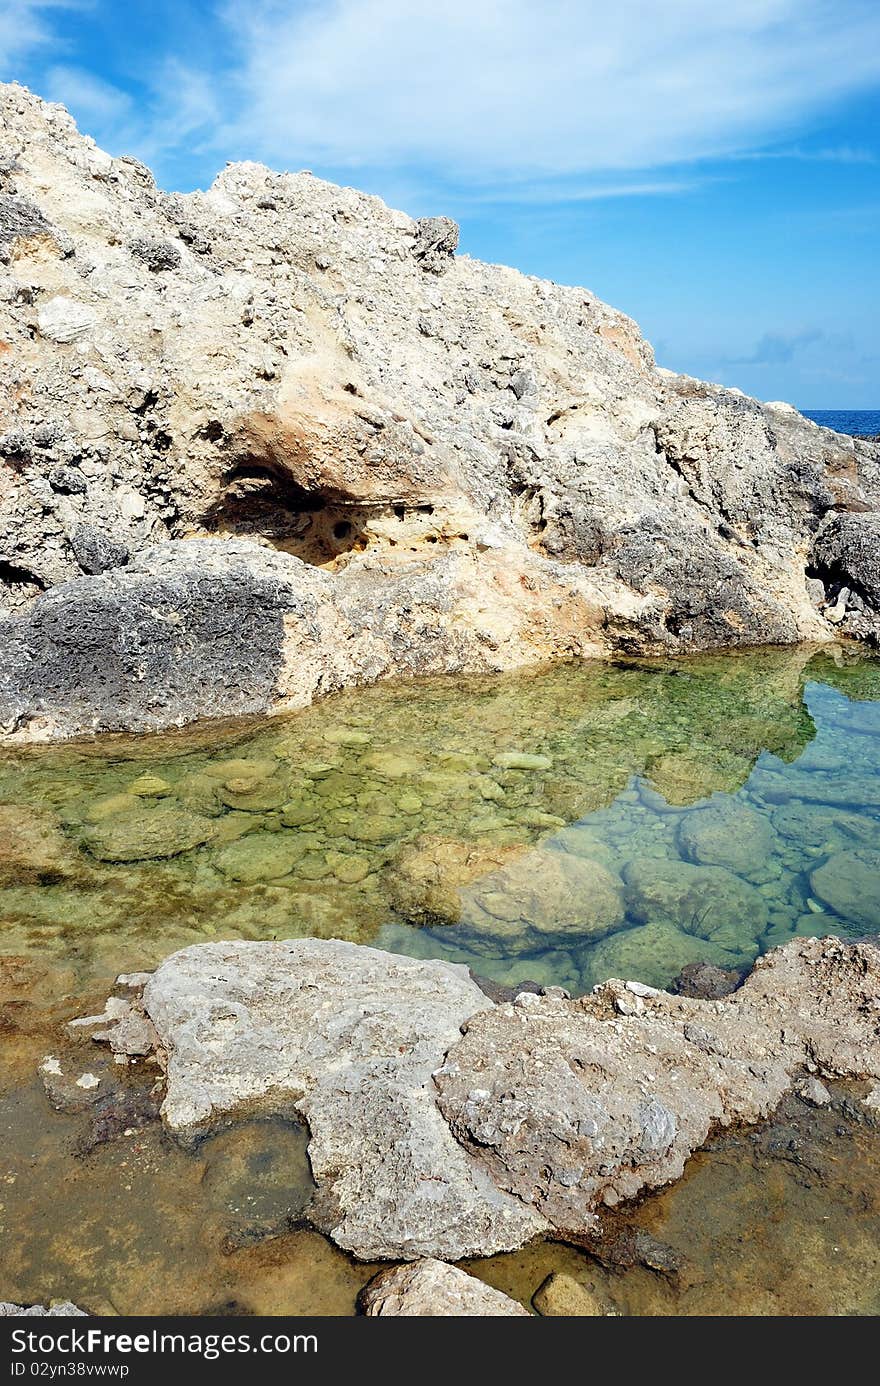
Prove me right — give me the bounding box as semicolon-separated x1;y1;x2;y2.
803;410;880;437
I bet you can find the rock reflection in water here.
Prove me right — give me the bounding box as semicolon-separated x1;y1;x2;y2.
0;646;879;1020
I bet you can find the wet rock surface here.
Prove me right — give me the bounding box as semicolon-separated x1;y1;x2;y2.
1;86;878;740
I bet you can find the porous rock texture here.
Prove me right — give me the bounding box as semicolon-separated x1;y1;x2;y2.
108;938;545;1261
1;83;879;739
87;935;880;1261
358;1259;529;1316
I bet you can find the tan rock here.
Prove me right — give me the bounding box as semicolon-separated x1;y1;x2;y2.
360;1260;530;1316
532;1273;607;1316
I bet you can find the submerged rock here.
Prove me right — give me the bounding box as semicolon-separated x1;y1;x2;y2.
622;858;767;950
359;1259;529;1317
464;851;625;944
78;801;215;862
676;797;777;878
582;920;747;991
809;849;880;930
670;960;742;999
531;1272;608;1317
0;804;82;884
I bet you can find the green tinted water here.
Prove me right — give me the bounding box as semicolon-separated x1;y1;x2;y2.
2;643;880;1317
1;645;879;1010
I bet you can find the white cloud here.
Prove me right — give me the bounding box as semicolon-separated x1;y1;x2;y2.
44;63;131;125
211;0;880;186
0;0;75;72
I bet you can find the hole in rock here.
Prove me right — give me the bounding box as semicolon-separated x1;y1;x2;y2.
203;459;371;566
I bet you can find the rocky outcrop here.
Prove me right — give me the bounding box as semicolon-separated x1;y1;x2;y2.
82;935;880;1261
358;1259;529;1316
436;937;880;1234
1;84;879;738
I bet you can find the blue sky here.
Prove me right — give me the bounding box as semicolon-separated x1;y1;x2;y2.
1;1;878;407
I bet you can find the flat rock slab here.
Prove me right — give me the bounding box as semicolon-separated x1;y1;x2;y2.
134;939;545;1261
359;1258;529;1316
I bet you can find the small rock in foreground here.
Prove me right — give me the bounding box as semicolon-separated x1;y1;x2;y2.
359;1260;529;1317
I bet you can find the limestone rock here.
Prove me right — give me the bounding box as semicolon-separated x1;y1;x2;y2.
115;939;545;1261
359;1259;529;1316
435;937;880;1237
532;1272;607;1316
0;83;877;739
87;934;880;1261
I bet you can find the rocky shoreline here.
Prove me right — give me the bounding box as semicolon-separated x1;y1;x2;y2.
1;83;879;741
49;934;879;1271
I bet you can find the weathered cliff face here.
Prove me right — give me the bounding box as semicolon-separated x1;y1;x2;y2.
1;82;878;738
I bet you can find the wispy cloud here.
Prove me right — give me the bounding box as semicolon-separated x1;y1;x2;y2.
0;0;80;72
723;327;859;368
206;0;880;186
731;144;878;165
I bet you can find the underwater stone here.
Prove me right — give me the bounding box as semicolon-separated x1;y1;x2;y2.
810;849;880;931
492;752;553;771
219;777;287;811
532;1272;608;1316
213;831;306;884
389;836;524;924
128;774;172;798
583;920;747;991
676;797;777;878
771;801;879;850
0;804;83;884
79;802;215;862
623;858;768;945
466;851;625;940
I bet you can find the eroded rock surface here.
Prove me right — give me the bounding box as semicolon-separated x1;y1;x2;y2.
359;1258;529;1316
436;938;880;1235
84;935;880;1261
1;84;878;738
101;939;544;1261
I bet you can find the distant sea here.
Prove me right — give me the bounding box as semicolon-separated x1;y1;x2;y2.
802;410;880;437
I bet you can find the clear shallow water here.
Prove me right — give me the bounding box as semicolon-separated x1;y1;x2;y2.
1;645;879;1013
2;644;880;1317
802;409;880;436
